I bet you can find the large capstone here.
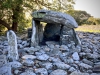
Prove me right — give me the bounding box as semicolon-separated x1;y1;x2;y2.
32;9;78;28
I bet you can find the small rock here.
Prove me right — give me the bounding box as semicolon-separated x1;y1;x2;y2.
93;65;100;73
44;47;50;52
60;45;69;51
0;55;7;67
18;44;23;49
17;39;22;44
86;53;99;59
54;62;70;69
14;70;20;75
74;61;80;64
79;63;92;69
55;45;60;48
82;59;93;66
67;58;74;64
22;55;36;60
3;41;8;46
10;61;22;69
49;48;61;56
91;73;100;75
22;59;34;66
36;54;49;61
70;71;89;75
35;68;48;75
20;69;36;75
48;44;55;49
24;47;38;54
42;62;53;69
68;67;76;72
0;65;12;75
22;41;28;47
72;52;80;61
49;57;62;62
50;69;67;75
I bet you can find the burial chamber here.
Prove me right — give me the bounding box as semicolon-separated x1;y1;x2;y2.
29;9;81;47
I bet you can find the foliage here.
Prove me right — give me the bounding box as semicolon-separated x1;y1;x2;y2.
75;25;100;33
0;0;75;33
67;10;100;25
67;10;91;25
86;17;96;25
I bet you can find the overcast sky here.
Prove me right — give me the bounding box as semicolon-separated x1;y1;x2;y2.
74;0;100;18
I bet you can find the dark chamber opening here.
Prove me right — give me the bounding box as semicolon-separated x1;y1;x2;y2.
41;23;61;45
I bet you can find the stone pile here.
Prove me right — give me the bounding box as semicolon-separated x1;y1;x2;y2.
0;32;100;75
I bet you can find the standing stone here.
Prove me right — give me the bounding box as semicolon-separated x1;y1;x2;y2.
7;30;19;61
31;20;37;47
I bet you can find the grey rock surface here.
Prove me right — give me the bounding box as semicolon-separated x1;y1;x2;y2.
72;52;80;61
22;55;36;60
35;68;48;75
36;54;49;61
32;9;78;28
22;59;34;66
70;71;89;75
50;69;67;75
0;32;100;75
0;55;7;67
10;61;22;69
54;62;70;69
0;65;12;75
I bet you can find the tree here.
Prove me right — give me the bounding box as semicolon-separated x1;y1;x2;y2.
0;0;75;32
67;10;91;25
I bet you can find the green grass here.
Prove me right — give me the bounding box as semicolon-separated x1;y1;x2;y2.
75;25;100;33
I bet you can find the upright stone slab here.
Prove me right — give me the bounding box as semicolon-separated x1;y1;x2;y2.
31;20;37;47
31;20;44;46
60;26;81;46
7;30;19;61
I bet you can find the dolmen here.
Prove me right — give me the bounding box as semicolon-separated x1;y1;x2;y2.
29;9;81;47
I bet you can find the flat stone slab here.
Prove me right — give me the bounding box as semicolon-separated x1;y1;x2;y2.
32;9;78;28
93;65;100;73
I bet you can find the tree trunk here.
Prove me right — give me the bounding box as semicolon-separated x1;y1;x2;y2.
12;15;18;32
12;8;19;32
0;19;11;30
